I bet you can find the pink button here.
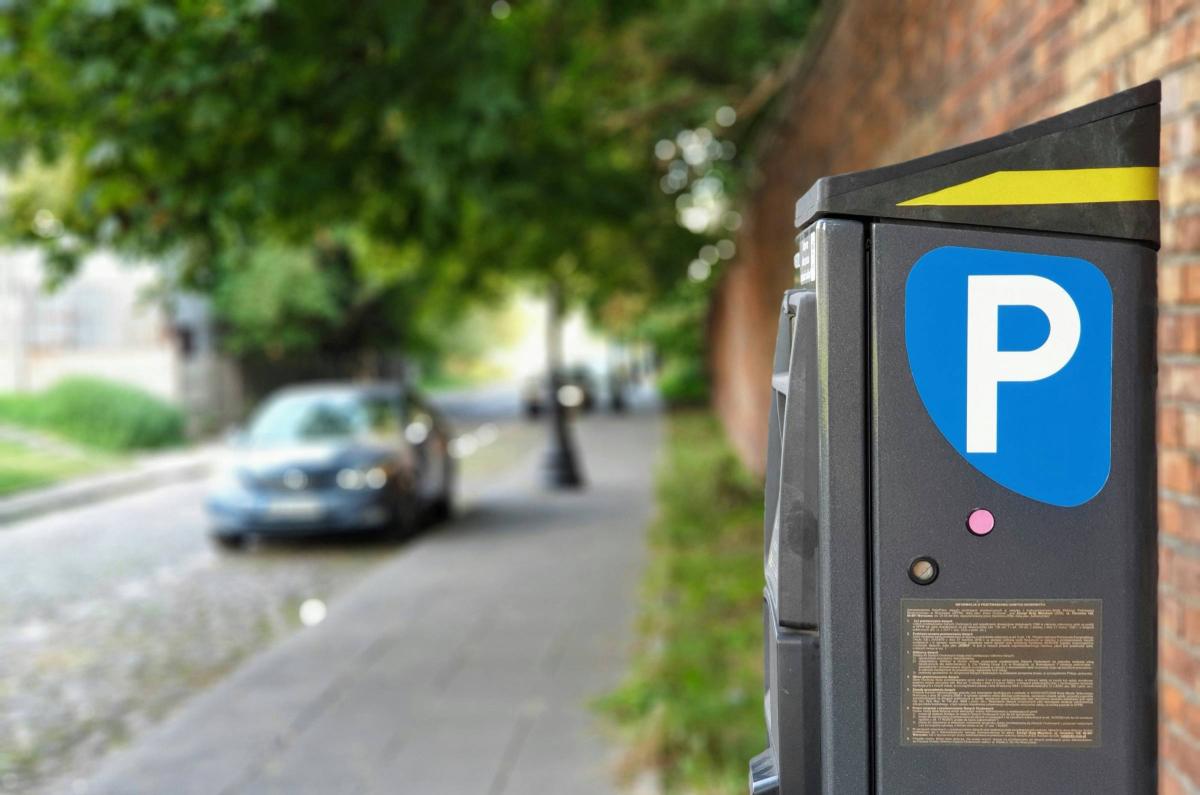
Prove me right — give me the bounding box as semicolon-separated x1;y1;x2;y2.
967;508;995;536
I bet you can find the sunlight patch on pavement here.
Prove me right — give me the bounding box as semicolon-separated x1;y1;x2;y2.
475;422;498;446
298;598;327;627
16;620;51;643
449;422;501;460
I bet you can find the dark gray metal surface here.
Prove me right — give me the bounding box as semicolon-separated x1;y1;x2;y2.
772;289;820;634
868;221;1157;794
757;220;871;795
812;220;871;795
766;597;821;792
769;289;819;629
756;83;1159;794
795;83;1160;246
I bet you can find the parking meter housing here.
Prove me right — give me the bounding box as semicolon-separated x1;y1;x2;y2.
751;82;1159;794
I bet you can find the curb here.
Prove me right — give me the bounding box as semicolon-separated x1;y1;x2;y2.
0;451;217;526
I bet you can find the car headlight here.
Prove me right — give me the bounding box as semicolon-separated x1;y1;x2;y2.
337;466;388;490
364;467;388;489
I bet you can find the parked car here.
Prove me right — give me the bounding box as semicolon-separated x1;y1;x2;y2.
206;382;454;549
521;366;596;418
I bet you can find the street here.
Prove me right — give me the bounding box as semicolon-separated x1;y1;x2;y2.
0;391;597;795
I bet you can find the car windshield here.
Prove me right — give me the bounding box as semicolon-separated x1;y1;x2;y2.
244;392;398;446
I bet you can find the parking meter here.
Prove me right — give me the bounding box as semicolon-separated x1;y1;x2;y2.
750;82;1159;794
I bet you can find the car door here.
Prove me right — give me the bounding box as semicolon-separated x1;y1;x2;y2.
362;392;412;480
403;396;445;502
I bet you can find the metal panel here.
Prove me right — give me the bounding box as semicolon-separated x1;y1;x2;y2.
766;597;821;793
869;221;1156;794
773;287;819;629
812;220;871;795
756;218;871;795
794;83;1160;246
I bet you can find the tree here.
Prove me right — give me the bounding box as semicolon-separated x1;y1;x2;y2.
0;0;818;480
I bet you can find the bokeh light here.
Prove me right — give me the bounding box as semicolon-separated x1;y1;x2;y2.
299;598;327;627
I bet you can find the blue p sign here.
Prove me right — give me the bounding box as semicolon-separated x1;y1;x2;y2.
905;246;1113;507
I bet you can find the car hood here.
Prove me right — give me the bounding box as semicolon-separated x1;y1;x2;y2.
227;441;391;477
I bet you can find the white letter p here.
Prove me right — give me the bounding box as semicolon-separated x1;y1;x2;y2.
966;275;1080;454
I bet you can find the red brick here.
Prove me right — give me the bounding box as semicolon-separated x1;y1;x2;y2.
1163;405;1184;446
1162;363;1200;401
1182;264;1200;302
1162;498;1186;537
1164;590;1187;637
1165;165;1200;208
1163;634;1200;692
1169;14;1200;68
1157;264;1200;305
1163;764;1192;795
1161;496;1200;546
1183;603;1200;650
1161;768;1190;795
1160;0;1196;24
1170;553;1200;596
1183;407;1200;448
1163;449;1195;492
1163;266;1185;303
1160;314;1200;352
1164;729;1200;787
1164;679;1188;727
1163;216;1200;255
1178;115;1200;160
1172;314;1200;351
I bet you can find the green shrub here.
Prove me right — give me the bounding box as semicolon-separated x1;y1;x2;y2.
598;411;764;794
0;377;185;451
657;358;709;407
637;277;712;409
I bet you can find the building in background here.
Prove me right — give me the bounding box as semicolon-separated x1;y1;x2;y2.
0;249;242;435
709;2;1199;791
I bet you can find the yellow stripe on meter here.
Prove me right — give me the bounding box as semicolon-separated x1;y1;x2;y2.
897;166;1159;206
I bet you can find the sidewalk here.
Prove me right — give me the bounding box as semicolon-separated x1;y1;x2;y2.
81;411;661;795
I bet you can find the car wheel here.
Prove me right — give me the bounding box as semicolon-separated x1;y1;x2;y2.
211;533;247;552
386;496;420;541
429;460;456;522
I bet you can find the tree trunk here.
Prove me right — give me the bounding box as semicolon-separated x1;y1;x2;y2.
541;281;584;488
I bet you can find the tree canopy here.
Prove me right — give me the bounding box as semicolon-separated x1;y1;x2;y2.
0;0;817;358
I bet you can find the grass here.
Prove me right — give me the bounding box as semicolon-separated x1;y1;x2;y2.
0;440;113;497
417;371;493;393
597;411;766;794
0;378;185;452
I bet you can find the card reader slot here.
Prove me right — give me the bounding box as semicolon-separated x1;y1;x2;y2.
774;289;820;629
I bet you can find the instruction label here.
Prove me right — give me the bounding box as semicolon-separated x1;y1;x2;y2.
902;599;1101;747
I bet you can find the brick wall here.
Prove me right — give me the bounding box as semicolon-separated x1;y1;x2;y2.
711;0;1200;789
